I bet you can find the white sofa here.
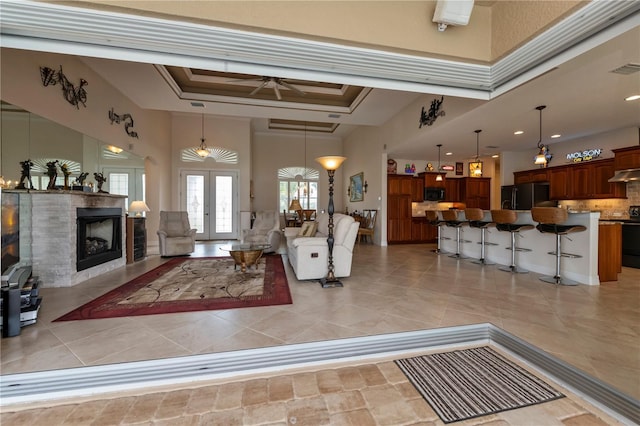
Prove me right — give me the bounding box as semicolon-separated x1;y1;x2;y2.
284;213;360;281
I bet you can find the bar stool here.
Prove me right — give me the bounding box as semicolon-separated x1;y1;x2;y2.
465;208;496;265
441;210;469;259
490;209;534;273
425;210;449;254
531;207;586;286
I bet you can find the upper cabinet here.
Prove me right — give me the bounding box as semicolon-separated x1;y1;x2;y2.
388;175;413;195
612;145;640;170
518;158;625;200
514;169;549;184
424;172;445;189
459;177;491;209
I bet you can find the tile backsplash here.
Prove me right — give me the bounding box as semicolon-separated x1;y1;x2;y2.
563;181;640;219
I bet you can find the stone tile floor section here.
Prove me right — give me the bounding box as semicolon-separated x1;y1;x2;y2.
1;241;638;423
0;356;622;425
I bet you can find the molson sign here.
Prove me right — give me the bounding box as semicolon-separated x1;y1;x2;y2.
566;148;602;163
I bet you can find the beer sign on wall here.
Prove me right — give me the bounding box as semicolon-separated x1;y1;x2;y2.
566;148;602;163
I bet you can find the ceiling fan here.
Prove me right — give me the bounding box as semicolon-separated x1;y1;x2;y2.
229;76;306;100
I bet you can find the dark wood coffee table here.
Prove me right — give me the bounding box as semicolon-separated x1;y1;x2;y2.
221;244;271;272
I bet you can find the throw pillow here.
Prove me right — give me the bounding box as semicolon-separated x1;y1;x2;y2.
298;221;318;237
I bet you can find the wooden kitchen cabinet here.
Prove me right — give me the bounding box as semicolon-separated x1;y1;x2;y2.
514;168;549;184
443;178;460;202
411;217;436;242
411;177;424;202
388;175;413;195
589;159;625;198
612;145;640;170
549;166;572;200
387;194;412;243
424;172;445;188
460;177;491;209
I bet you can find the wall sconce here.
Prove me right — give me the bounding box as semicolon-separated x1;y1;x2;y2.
363;180;368;193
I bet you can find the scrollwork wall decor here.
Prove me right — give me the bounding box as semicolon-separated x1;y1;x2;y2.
108;108;139;138
39;66;88;109
419;96;445;128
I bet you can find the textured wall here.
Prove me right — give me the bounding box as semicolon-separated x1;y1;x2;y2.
491;1;585;59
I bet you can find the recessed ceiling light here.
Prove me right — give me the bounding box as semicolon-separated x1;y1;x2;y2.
491;154;499;158
514;130;524;135
445;152;453;156
551;134;561;138
625;94;640;101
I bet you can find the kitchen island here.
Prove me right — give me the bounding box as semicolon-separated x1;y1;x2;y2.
436;210;601;285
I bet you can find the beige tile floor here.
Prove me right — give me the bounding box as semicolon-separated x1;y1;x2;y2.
1;241;639;423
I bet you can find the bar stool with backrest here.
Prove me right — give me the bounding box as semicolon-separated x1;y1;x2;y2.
465;208;496;265
490;209;534;273
425;210;449;254
531;207;586;286
441;209;469;259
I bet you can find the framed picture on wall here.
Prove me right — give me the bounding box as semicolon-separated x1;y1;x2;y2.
349;172;364;202
455;162;463;175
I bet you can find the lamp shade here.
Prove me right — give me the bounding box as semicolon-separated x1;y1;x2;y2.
288;198;302;211
129;200;150;217
315;156;346;170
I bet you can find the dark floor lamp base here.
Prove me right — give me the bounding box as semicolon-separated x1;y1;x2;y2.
320;277;343;288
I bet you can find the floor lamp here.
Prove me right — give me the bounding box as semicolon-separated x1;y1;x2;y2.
315;155;347;288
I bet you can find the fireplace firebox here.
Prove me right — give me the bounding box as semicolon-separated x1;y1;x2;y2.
76;208;122;271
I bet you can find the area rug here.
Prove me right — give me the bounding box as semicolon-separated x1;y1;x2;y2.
54;255;291;321
395;346;564;424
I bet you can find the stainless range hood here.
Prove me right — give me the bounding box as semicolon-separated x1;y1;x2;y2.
608;168;640;183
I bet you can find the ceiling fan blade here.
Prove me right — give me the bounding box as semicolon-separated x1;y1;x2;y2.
278;80;306;96
250;80;268;96
273;84;282;100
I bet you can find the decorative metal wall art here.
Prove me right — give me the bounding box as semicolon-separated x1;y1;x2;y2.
108;108;139;138
419;96;445;128
40;66;88;109
45;160;59;190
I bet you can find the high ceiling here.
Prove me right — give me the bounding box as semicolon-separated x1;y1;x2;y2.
1;0;639;162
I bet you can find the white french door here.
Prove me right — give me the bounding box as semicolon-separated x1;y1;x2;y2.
181;170;238;240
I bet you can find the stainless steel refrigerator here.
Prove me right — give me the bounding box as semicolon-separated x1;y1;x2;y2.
500;183;552;210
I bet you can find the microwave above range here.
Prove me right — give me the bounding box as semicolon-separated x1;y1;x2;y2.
424;187;446;201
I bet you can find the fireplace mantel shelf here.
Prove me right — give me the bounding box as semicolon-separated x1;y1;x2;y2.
5;189;126;198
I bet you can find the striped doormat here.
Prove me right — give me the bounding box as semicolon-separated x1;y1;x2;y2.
395;346;564;423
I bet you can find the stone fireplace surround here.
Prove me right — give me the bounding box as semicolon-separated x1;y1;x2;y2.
12;190;126;287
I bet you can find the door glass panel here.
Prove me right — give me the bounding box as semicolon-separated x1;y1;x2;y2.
215;175;233;233
108;172;129;207
186;175;205;233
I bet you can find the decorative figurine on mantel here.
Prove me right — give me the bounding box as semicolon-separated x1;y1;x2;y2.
76;172;89;186
45;160;59;190
60;163;72;190
94;172;108;193
16;159;35;190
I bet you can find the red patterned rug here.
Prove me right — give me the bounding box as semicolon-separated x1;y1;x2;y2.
54;255;291;321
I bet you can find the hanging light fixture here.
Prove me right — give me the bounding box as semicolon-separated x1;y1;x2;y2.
195;113;210;158
435;144;443;181
472;129;483;176
533;105;552;167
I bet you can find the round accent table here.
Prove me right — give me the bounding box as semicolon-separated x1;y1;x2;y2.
221;243;271;272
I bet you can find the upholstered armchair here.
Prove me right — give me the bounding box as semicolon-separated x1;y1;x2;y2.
241;210;282;253
157;211;197;257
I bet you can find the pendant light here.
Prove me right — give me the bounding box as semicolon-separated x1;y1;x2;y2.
533;105;550;167
435;144;443;181
195;113;209;158
472;129;483;176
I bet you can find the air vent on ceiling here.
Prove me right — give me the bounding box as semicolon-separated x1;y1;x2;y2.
610;63;640;75
190;102;205;107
